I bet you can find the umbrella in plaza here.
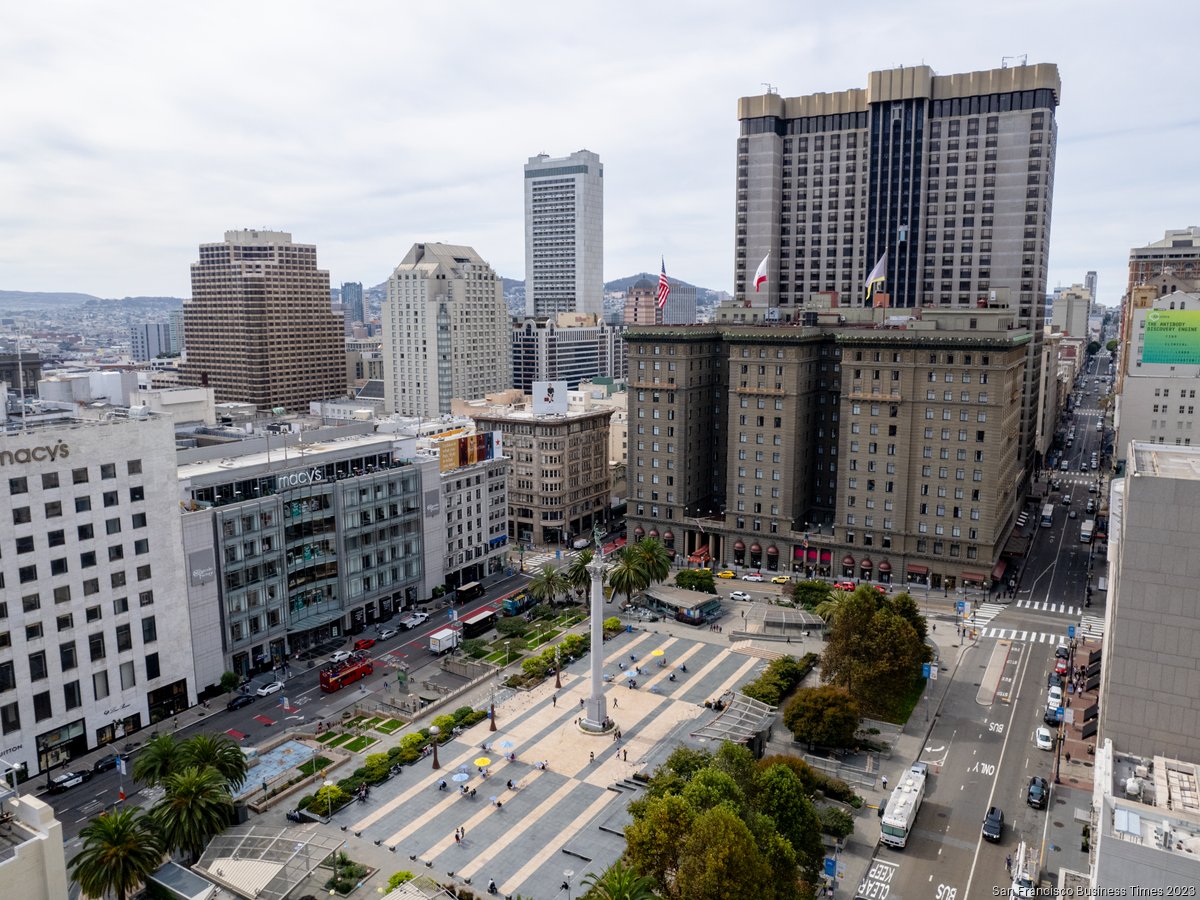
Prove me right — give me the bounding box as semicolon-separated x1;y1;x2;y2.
452;772;470;783
497;740;515;750
650;649;665;657
457;763;469;772
623;670;637;679
474;757;492;767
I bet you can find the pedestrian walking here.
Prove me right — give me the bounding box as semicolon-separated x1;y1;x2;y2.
881;775;888;790
612;697;618;708
589;751;595;763
552;694;557;707
623;749;628;762
580;697;585;708
1006;853;1012;872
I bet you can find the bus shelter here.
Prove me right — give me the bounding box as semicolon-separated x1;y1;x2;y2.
642;585;723;625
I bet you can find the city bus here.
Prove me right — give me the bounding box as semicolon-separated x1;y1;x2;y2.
456;581;484;602
879;764;927;849
1040;504;1055;528
460;607;497;639
320;657;374;693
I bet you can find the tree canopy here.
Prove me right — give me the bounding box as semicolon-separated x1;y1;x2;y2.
782;685;861;749
791;580;832;610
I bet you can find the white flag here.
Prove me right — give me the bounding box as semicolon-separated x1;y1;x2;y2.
753;252;770;292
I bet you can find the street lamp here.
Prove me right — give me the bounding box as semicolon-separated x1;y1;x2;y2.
562;869;575;900
429;725;441;770
1054;724;1065;784
555;645;562;690
323;778;334;822
505;641;511;666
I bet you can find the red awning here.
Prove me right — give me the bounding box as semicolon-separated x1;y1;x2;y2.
648;529;659;538
734;540;746;551
860;558;873;569
663;531;674;542
807;548;818;561
766;545;779;555
842;554;855;566
906;564;929;575
820;550;832;562
750;543;762;553
991;560;1007;581
961;571;987;582
688;545;710;562
877;560;892;572
634;526;645;536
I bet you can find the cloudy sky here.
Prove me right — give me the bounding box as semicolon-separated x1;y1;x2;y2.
2;1;1195;304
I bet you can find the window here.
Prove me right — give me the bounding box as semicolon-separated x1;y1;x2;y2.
25;622;43;641
119;660;136;690
18;564;37;584
45;500;62;518
80;551;97;568
89;633;106;661
75;496;91;512
0;661;13;692
139;590;154;607
116;624;132;652
142;616;157;643
103;490;119;508
145;653;161;680
8;477;28;495
100;463;117;480
29;650;48;681
137;564;151;581
78;523;94;540
64;681;82;711
72;467;89;484
12;506;31;525
127;459;143;475
48;529;65;547
129;486;145;502
93;670;109;701
113;596;129;614
131;512;147;529
21;594;40;614
108;545;124;562
56;613;73;631
60;642;77;670
134;538;149;555
106;518;122;535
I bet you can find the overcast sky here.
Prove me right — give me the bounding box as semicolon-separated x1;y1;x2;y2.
2;1;1196;305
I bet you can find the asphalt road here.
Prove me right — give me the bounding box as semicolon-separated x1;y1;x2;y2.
43;571;532;842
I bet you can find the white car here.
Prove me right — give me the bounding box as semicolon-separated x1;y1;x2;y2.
1046;686;1063;708
256;680;285;696
1034;727;1054;751
730;590;752;602
400;612;429;630
378;628;398;641
329;650;352;663
741;572;764;582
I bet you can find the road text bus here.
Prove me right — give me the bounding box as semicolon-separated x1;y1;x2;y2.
456;581;484;602
1040;504;1055;528
880;763;927;848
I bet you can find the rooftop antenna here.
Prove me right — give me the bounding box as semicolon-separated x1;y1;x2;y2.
761;83;778;95
1001;55;1028;68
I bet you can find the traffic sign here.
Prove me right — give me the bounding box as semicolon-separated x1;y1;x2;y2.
922;663;931;679
1055;706;1065;722
1068;624;1076;639
957;601;966;613
824;857;837;878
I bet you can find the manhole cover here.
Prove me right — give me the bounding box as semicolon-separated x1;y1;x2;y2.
1053;820;1065;827
937;812;948;819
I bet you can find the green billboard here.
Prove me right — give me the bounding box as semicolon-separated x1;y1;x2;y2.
1142;309;1200;364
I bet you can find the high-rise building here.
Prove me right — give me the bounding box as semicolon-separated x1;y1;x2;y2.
382;243;511;418
181;230;346;412
736;63;1061;473
130;323;172;362
622;277;662;326
1125;226;1200;297
524;150;604;319
1085;270;1098;305
342;281;365;325
1049;283;1092;337
168;308;185;354
625;306;1029;589
510;315;626;393
662;279;699;326
0;415;196;778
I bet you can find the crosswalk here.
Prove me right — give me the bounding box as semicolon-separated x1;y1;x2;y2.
519;548;579;572
967;602;1007;630
981;627;1068;645
1079;614;1105;640
1015;599;1082;616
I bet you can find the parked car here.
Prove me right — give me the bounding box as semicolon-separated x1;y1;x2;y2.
226;693;254;711
1068;509;1078;519
742;572;764;582
1054;644;1070;660
1027;776;1050;809
1047;685;1064;707
1047;671;1063;689
378;628;398;641
353;638;376;651
981;806;1005;842
730;591;752;602
716;571;736;579
92;754;121;774
833;581;856;591
771;575;791;584
49;771;93;793
256;680;285;696
1044;707;1063;726
1034;727;1054;751
330;650;353;663
1055;657;1069;676
1086;499;1096;514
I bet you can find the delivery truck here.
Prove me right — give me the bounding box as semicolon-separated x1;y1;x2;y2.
429;627;460;654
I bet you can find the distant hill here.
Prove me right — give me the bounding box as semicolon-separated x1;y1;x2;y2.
0;291;183;308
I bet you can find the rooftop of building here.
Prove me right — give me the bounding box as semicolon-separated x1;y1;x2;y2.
176;430;403;481
2;407;165;438
1130;442;1200;481
1131;226;1200;252
1100;742;1200;861
465;404;614;423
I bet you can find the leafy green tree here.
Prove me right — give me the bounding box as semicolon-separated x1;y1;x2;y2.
1086;340;1101;355
818;592;879;695
625;793;696;893
640;746;713;802
853;607;927;715
819;805;855;840
675;569;717;594
712;741;758;802
178;733;248;793
754;764;824;877
581;859;660;900
885;591;927;644
565;549;596;603
607;548;648;608
681;768;746;818
528;563;569;607
132;733;182;787
627;537;672;588
783;685;861;749
70;808;164;900
386;870;415;890
151;766;235;860
1105;338;1118;353
219;670;241;698
791;580;831;610
675;805;773;900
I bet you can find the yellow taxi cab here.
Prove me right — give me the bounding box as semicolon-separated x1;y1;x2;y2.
717;570;736;579
771;575;791;584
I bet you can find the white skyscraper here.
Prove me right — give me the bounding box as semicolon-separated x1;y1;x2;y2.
524;150;604;318
382;242;512;417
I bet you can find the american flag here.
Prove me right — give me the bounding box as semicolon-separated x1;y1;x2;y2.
656;258;671;309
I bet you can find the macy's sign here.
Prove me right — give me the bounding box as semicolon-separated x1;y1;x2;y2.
0;440;71;466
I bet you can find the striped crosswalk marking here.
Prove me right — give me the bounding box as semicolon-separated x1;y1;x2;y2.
983;628;1066;645
1016;600;1081;616
1079;614;1105;640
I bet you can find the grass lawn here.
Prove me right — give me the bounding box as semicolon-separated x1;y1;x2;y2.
359;717;383;729
343;735;377;753
485;650;518;665
342;715;366;728
298;756;332;776
880;677;928;726
325;733;353;748
375;719;405;734
524;629;561;649
315;733;339;745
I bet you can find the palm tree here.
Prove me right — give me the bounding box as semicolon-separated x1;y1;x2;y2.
528;562;569;608
607;548;649;609
815;587;851;625
132;733;181;787
70;807;164;900
178;733;249;794
628;537;672;587
582;859;659;900
565;549;596;602
151;766;235;861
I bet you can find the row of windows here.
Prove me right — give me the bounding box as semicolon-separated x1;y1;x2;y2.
13;499;147;524
6;460;143;495
0;655;158;734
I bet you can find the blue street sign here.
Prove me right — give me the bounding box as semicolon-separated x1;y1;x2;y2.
824;857;837;878
1068;624;1076;639
922;663;932;679
957;601;966;613
1056;706;1065;721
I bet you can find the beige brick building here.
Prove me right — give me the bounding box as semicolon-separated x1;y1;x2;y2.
625;307;1028;590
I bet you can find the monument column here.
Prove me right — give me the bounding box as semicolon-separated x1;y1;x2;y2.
582;532;609;731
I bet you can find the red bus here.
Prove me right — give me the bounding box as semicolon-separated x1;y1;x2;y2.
320;658;374;693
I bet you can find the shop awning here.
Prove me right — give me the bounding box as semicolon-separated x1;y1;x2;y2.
766;545;779;555
663;531;674;542
820;549;831;562
906;564;929;575
842;554;855;567
991;560;1007;581
877;560;892;572
806;548;818;561
961;571;987;582
750;543;762;553
634;526;645;536
734;540;746;551
860;558;873;569
649;529;659;538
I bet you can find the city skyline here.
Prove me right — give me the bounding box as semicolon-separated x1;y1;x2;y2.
2;3;1195;304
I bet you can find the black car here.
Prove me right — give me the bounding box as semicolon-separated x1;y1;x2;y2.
981;806;1004;842
226;693;255;711
1047;671;1064;689
1044;707;1062;726
1027;776;1049;809
92;753;121;774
